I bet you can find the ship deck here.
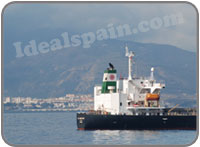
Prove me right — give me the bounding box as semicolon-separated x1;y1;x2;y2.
83;107;197;116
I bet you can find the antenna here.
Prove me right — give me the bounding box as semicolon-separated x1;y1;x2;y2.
125;45;129;56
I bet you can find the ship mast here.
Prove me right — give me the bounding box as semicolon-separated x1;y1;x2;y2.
125;45;134;80
150;67;154;80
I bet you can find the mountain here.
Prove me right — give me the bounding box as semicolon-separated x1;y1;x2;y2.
3;39;196;103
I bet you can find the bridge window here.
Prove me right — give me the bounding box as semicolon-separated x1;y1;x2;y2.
140;88;150;94
153;89;160;94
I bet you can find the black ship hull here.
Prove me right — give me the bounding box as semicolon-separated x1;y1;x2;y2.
77;113;196;130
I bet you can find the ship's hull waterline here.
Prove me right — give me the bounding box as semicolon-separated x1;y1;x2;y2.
77;113;196;130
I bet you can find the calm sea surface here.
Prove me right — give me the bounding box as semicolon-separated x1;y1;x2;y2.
3;112;197;145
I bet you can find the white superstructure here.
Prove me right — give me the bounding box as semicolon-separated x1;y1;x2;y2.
94;46;165;115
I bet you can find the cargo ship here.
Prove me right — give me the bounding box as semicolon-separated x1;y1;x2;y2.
77;46;196;130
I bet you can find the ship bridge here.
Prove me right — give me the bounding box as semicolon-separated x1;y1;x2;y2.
94;46;166;115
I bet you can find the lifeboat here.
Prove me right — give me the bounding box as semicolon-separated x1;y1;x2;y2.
146;93;160;100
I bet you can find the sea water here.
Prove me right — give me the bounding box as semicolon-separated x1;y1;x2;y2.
3;112;197;145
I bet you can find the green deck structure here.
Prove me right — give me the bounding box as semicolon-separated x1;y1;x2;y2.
101;69;117;93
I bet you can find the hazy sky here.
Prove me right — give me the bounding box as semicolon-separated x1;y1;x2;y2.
3;2;197;52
